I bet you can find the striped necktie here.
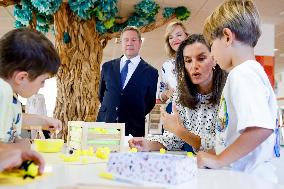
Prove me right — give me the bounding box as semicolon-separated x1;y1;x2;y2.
120;59;131;89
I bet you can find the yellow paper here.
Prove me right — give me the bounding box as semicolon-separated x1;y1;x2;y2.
0;171;50;186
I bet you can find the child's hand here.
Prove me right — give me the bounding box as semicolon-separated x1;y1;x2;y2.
0;149;45;174
128;137;151;152
160;105;183;134
197;151;222;169
43;117;62;132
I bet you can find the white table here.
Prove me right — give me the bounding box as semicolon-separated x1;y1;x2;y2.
2;150;284;189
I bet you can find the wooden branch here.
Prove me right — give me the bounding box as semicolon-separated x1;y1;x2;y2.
0;0;19;7
29;11;37;30
115;16;129;24
100;37;111;48
139;15;176;34
100;14;176;40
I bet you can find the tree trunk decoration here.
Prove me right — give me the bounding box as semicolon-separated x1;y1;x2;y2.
54;3;105;139
0;0;19;6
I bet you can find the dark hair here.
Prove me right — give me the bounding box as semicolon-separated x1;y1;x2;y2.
0;28;61;80
176;34;227;109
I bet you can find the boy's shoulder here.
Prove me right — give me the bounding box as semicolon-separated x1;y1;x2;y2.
229;60;265;78
227;60;273;93
0;78;13;98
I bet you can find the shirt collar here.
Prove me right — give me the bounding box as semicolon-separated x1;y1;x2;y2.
122;55;141;66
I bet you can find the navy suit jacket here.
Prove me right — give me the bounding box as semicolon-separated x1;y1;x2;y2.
96;57;158;136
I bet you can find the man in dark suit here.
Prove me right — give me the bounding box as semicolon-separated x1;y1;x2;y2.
97;26;158;137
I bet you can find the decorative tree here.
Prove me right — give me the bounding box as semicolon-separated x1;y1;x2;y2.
0;0;190;139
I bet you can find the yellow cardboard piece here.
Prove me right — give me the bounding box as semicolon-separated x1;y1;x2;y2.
159;148;166;154
0;171;49;186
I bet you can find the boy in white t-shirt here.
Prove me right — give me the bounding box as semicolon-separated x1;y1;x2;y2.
197;0;280;183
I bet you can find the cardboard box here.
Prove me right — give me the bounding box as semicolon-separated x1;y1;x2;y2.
107;152;197;185
67;121;125;152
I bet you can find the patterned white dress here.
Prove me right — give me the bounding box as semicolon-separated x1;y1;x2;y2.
146;92;217;152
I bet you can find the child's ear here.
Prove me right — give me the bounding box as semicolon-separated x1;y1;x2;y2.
222;28;235;46
14;71;29;85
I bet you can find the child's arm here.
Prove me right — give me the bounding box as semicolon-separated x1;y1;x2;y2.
0;139;31;151
15;137;31;150
22;113;62;132
197;127;273;169
0;148;45;174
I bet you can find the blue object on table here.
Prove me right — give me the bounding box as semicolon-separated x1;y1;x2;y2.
165;102;172;113
182;143;195;154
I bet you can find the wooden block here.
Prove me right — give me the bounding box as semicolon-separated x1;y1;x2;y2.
67;121;125;152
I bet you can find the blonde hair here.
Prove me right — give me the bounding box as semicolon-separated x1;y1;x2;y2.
203;0;261;47
164;21;188;58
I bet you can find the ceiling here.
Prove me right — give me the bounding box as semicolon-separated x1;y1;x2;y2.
1;0;284;73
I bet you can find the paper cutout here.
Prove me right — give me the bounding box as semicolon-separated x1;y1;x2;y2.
0;171;50;186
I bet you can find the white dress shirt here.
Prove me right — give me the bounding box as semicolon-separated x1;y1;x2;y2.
120;55;141;89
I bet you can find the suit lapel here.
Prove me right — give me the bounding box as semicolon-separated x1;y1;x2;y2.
112;58;121;91
123;59;147;90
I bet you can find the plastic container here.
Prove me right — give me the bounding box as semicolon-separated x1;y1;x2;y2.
34;139;64;153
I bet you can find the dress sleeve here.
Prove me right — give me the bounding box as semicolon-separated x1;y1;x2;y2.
146;131;185;150
175;92;216;152
200;124;216;151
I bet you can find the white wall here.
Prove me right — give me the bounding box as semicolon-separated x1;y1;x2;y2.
255;24;275;56
19;78;57;117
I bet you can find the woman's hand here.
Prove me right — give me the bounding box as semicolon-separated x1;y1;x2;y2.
128;137;165;152
128;137;152;152
161;88;175;102
160;105;183;135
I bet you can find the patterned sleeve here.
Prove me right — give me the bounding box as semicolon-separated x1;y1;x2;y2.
146;131;185;151
199;126;215;151
199;105;217;151
174;91;216;152
147;91;216;152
